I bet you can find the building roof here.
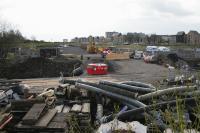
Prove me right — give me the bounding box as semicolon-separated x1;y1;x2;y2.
177;31;185;35
188;30;199;34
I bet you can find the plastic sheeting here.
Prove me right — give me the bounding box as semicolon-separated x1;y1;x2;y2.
97;119;147;133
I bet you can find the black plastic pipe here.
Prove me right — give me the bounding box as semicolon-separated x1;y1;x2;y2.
76;81;138;109
77;80;99;87
99;81;154;94
118;97;197;120
121;103;137;109
75;83;146;108
76;80;137;98
61;79;77;85
97;84;137;98
138;86;196;101
72;67;83;76
122;81;156;90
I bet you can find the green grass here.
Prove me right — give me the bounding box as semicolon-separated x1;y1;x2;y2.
0;42;59;49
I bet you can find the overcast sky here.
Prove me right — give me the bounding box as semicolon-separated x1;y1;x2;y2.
0;0;200;41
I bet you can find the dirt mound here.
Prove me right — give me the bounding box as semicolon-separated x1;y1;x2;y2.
0;57;81;79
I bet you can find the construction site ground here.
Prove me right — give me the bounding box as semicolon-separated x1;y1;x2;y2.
21;60;168;92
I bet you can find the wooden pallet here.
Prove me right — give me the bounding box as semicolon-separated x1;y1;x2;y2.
22;103;46;125
34;109;57;127
14;113;67;133
47;113;67;132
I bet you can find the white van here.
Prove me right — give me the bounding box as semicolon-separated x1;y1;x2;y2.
146;46;158;52
158;46;170;52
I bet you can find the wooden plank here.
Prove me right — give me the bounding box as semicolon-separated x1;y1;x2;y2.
62;106;71;113
0;79;21;83
0;91;7;101
34;109;57;127
15;113;67;132
81;103;90;113
55;105;64;113
22;103;46;125
47;113;67;131
71;104;82;113
51;113;66;122
48;122;66;129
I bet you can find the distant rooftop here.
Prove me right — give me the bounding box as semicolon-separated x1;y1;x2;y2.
177;31;185;35
189;30;199;34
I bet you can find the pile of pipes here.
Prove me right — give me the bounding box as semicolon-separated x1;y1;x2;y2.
1;78;200;133
61;78;200;133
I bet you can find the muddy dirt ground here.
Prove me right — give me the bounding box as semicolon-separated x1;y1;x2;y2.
0;57;81;79
21;59;168;90
2;46;168;87
107;60;168;83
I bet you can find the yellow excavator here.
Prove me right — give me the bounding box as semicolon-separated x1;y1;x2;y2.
87;41;96;54
87;36;97;54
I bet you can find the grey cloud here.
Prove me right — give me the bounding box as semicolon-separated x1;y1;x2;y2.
146;0;193;16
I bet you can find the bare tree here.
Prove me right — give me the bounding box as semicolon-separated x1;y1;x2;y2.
31;36;36;41
0;19;26;46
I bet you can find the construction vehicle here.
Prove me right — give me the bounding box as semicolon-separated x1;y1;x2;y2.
86;37;107;54
86;37;97;54
87;42;97;54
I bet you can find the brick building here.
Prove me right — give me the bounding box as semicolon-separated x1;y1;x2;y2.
187;31;200;45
